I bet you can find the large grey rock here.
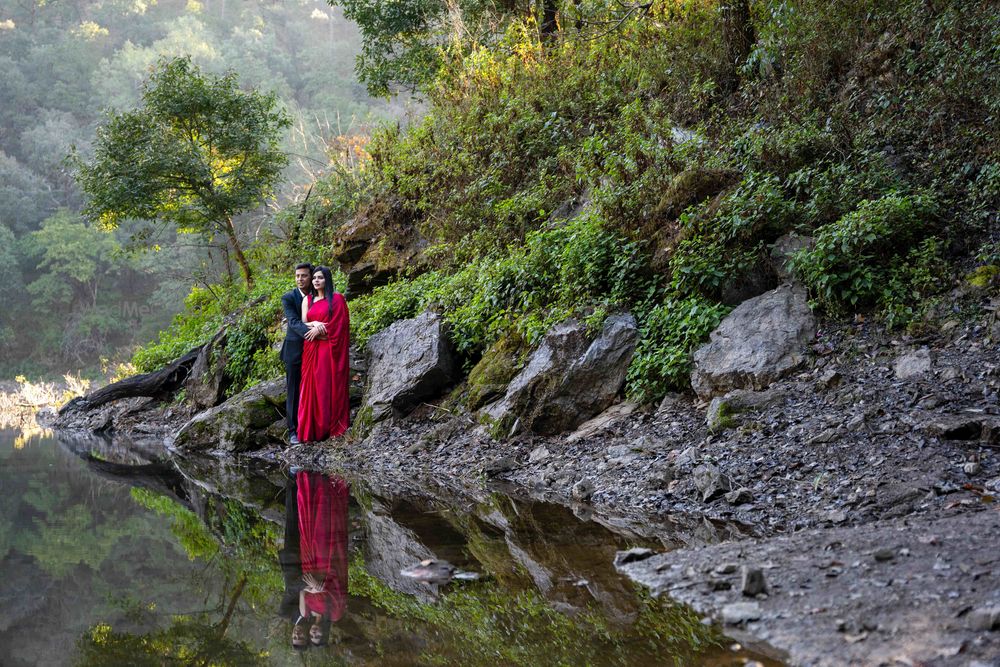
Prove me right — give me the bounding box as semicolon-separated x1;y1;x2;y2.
184;328;228;409
364;311;458;421
481;314;638;436
691;284;815;400
172;378;286;453
362;498;439;603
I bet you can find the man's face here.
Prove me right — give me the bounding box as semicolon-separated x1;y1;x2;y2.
295;268;311;290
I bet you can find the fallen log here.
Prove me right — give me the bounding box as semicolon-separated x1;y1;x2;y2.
59;345;203;415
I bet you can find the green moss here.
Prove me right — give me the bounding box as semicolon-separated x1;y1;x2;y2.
966;265;1000;288
464;331;528;410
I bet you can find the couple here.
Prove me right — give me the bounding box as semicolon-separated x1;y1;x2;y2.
279;470;349;651
280;263;350;445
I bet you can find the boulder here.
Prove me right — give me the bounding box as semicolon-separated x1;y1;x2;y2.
770;233;813;281
894;347;933;380
172;378;286;453
691;284;815;400
364;311;459;421
331;198;428;298
465;331;527;410
184;328;229;409
481;314;638;436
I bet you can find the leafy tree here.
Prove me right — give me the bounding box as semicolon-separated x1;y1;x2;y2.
28;209;119;309
0;224;23;355
329;0;559;96
0;151;57;233
74;56;291;287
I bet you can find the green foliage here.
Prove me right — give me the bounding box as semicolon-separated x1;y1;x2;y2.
881;237;950;329
328;0;454;96
348;552;718;666
74;56;291;286
790;192;939;311
77;618;270;666
625;296;730;403
350;213;654;357
130;487;218;560
132;287;224;372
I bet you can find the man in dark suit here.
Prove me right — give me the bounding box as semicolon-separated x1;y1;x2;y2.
280;263;324;444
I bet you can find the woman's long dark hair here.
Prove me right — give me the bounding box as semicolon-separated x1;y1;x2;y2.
311;266;335;319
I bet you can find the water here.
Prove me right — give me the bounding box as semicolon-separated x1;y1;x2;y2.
0;425;781;666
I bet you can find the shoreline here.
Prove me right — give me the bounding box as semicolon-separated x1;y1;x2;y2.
45;314;1000;666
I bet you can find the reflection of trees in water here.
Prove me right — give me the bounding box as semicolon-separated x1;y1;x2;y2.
2;433;726;666
76;613;267;667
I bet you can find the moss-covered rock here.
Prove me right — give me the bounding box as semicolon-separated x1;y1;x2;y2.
465;331;528;411
655;169;737;221
172;378;286;453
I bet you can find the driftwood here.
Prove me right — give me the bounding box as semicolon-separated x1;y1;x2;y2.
59;345;203;415
59;293;270;417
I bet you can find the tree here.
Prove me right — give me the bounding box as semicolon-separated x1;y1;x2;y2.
329;0;559;97
74;56;291;287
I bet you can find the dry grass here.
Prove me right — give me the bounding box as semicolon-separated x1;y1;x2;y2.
0;374;90;429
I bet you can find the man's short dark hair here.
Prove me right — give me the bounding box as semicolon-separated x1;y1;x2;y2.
294;263;313;273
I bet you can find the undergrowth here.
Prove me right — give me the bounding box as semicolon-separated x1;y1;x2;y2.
131;0;999;404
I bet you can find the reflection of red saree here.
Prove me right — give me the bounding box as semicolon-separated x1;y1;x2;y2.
296;471;349;621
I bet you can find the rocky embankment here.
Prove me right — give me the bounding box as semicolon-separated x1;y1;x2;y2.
50;280;1000;666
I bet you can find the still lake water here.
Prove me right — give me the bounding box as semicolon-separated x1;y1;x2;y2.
0;424;781;666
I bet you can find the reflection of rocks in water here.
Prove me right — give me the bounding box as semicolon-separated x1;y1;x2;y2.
172;453;286;525
0;552;51;633
469;497;646;625
364;485;654;625
361;497;440;602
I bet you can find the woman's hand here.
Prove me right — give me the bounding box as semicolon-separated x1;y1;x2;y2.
304;322;327;341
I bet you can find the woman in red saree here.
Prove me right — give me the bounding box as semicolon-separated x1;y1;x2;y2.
297;471;349;642
297;266;350;442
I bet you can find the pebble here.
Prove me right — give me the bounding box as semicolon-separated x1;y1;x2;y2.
964;461;982;475
714;563;739;575
722;601;762;625
725;487;753;505
967;606;1000;631
873;548;895;562
571;478;595;502
528;445;550;463
741;566;768;596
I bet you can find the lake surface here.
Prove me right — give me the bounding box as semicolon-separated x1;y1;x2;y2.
0;424;781;666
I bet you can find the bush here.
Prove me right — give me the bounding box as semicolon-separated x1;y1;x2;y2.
790;192;939;311
626;295;730;403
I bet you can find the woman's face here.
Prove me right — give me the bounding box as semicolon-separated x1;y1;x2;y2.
309;622;323;644
312;272;326;291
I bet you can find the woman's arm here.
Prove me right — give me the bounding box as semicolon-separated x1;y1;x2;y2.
301;297;310;324
299;589;308;618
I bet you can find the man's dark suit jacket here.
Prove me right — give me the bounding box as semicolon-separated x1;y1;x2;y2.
280;288;310;364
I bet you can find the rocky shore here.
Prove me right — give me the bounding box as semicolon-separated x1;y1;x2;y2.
49;283;1000;666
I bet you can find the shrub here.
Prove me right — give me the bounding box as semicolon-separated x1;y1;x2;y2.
790;192;939;311
626;295;730;403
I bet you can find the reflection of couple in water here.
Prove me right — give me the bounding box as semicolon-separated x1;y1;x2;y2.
279;470;349;652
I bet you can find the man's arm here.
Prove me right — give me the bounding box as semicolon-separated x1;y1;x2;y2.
283;292;310;338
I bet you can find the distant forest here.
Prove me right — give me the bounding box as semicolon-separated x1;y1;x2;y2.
0;0;395;377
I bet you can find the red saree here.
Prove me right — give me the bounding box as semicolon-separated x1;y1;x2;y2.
297;293;350;442
297;471;349;621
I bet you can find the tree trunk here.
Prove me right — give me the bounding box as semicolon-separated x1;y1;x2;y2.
539;0;559;42
59;345;203;414
720;0;755;93
217;575;248;638
223;216;254;288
